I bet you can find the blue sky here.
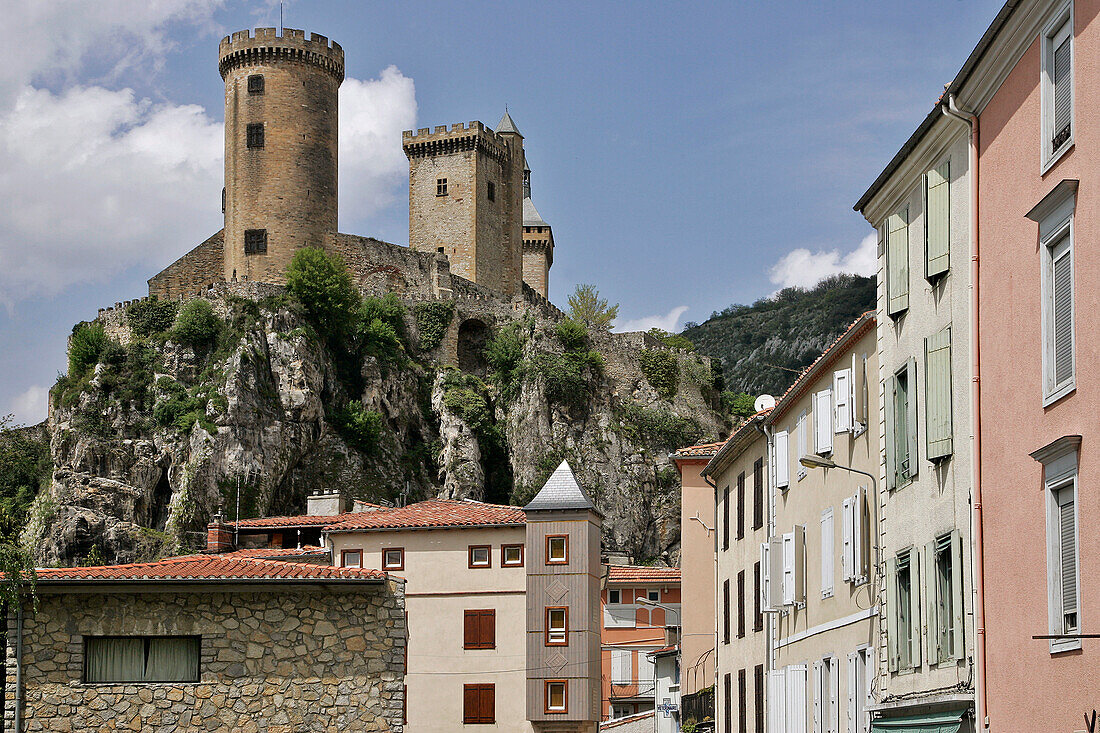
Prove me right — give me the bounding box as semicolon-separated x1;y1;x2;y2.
0;0;1002;424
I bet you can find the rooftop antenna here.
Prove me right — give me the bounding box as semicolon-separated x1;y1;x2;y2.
279;1;284;35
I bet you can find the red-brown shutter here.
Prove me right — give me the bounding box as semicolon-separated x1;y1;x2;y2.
479;684;495;723
463;684;479;723
482;610;495;649
464;611;478;649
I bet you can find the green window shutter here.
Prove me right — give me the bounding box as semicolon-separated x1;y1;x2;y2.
925;161;950;278
925;541;939;663
905;358;919;481
885;373;897;491
886;556;899;672
924;327;953;460
887;209;910;315
950;530;965;660
908;547;922;669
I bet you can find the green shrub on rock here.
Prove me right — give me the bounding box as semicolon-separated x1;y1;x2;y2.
285;247;361;341
415;301;454;351
127;298;178;338
331;402;384;455
172;300;220;349
68;322;108;378
555;319;589;351
639;348;679;400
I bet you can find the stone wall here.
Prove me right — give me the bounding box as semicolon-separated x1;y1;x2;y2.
148;231;226;301
7;584;406;732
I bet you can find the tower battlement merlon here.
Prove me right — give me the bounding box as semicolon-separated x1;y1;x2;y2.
401;121;512;163
219;28;344;82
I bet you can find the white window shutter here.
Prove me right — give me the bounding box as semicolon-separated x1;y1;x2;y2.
908;548;922;668
846;653;857;733
812;661;822;733
776;431;790;488
787;664;808;733
884;373;897;490
833;369;852;433
924;541;939;663
841;497;853;581
925;160;950;278
887;209;910;315
769;537;785;610
905;358;919;481
761;542;772;612
853;487;866;580
783;532;796;605
769;669;787;733
815;390;833;453
924;328;953;460
829;657;839;733
821;508;834;597
794;524;807;604
886;557;899;672
950;530;965;659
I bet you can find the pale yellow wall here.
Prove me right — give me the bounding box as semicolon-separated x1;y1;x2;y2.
330;526;533;732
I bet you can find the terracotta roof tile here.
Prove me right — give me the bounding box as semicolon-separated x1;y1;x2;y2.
217;546;328;559
607;565;680;583
672;441;726;458
36;555;386;583
326;499;526;532
233;514;348;529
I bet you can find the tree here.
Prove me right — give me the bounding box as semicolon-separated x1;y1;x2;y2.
285;247;361;341
566;284;619;332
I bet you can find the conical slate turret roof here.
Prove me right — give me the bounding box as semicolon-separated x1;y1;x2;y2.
522;197;548;227
496;110;521;135
523;461;597;512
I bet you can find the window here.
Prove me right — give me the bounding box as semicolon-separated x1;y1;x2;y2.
886;360;918;489
813;657;839;733
753;561;762;631
736;472;745;540
221;186;226;214
782;525;806;606
752;458;764;529
244;228;267;255
754;664;765;733
724;673;732;733
545;607;568;646
1034;436;1081;652
608;589;621;604
463;609;496;650
925;160;950;278
925;327;954;460
246;122;264;148
382;547;404;571
1042;5;1074;166
501;544;524;567
462;683;495;724
487;180;495;202
468;545;491;568
341;550;362;568
437;178;448;196
760;540;781;613
796;412;808;479
546;535;568;564
886;207;910;316
1037;195;1075;403
247;74;264;94
722;485;730;551
841;487;867;584
737;569;746;638
611;649;632;684
773;430;789;489
545;680;567;713
738;668;747;733
833;369;853;433
847;648;873;733
84;636;200;683
723;578;731;644
928;531;964;663
820;508;833;598
647;589;659;602
888;548;921;672
814;390;833;454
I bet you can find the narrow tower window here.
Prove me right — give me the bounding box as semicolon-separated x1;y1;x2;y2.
247;123;265;149
487;181;495;202
247;74;265;94
244;229;267;254
436;178;448;196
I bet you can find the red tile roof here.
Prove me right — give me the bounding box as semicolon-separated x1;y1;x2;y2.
671;441;725;458
233;514;348;529
217;546;328;559
607;565;680;584
325;499;526;533
36;555;387;584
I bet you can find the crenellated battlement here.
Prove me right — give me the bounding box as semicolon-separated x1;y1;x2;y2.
219;27;344;82
402;121;513;162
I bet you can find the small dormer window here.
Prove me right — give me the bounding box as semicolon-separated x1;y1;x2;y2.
487;181;495;202
246;123;264;149
437;178;448;196
247;74;265;94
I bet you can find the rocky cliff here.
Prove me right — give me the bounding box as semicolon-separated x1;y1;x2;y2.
28;283;726;567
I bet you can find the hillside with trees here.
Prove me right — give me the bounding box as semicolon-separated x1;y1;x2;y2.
683;274;875;399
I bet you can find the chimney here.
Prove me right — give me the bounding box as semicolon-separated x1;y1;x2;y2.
206;513;234;553
307;489;346;516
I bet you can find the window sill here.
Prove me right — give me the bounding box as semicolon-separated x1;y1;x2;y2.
1041;140;1074;177
1050;639;1082;655
1043;383;1075;408
821;591;833;600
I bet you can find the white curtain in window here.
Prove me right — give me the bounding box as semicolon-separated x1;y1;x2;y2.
86;637;144;683
146;637;200;682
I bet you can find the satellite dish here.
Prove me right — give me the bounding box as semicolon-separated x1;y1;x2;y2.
754;394;776;412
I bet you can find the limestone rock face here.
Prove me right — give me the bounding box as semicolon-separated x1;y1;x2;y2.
30;290;726;566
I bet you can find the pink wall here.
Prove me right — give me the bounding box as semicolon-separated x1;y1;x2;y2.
978;2;1100;729
676;456;716;697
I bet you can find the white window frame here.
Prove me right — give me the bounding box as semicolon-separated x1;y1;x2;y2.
775;430;790;490
814;389;833;455
1040;211;1075;405
833;369;853;433
1039;441;1081;653
821;507;834;599
1040;2;1074;172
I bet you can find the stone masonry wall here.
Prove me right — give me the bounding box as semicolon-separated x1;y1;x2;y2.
6;584;406;732
148;230;226;301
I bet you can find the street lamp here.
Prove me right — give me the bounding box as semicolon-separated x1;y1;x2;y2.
639;599;681;733
799;455;880;570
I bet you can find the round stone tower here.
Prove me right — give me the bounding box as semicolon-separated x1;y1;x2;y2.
219;28;344;284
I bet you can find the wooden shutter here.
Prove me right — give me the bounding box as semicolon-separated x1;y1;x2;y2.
794;525;806;604
905;359;919;481
737;569;746;638
924;540;939;662
840;497;853;581
821;508;834;597
787;664;808;733
815;390;833;453
885;373;897;491
755;665;765;733
1052;240;1074;389
739;668;748;733
464;610;478;649
846;653;857;733
887;209;910;315
464;610;494;649
783;532;795;605
760;543;771;612
737;473;746;540
828;657;839;733
479;684;495;723
725;673;733;733
925;161;950;278
853;487;866;580
775;431;790;488
723;579;731;643
723;485;731;551
950;531;964;660
753;458;764;529
833;369;852;433
754;561;763;631
463;684;479;723
908;548;922;668
769;538;785;609
812;661;823;733
612;649;630;682
886;557;899;672
768;669;786;733
924;327;953;459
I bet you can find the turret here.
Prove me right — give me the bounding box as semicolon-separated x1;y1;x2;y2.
521;161;554;298
220;28;344;285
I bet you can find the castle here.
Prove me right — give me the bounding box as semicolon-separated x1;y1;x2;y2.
149;27;556;304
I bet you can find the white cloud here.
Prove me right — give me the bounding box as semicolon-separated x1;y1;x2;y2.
768;231;877;290
9;384;49;425
615;305;690;334
0;4;418;304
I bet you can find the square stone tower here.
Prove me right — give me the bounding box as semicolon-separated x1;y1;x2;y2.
403;113;525;298
523;461;602;733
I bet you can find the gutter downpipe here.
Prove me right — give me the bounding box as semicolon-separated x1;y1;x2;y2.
762;423;775;682
942;93;987;733
702;471;720;723
14;601;23;733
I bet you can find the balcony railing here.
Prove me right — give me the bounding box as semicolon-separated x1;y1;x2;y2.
682;685;715;726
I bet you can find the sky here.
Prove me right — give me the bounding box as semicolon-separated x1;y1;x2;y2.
0;0;1003;425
